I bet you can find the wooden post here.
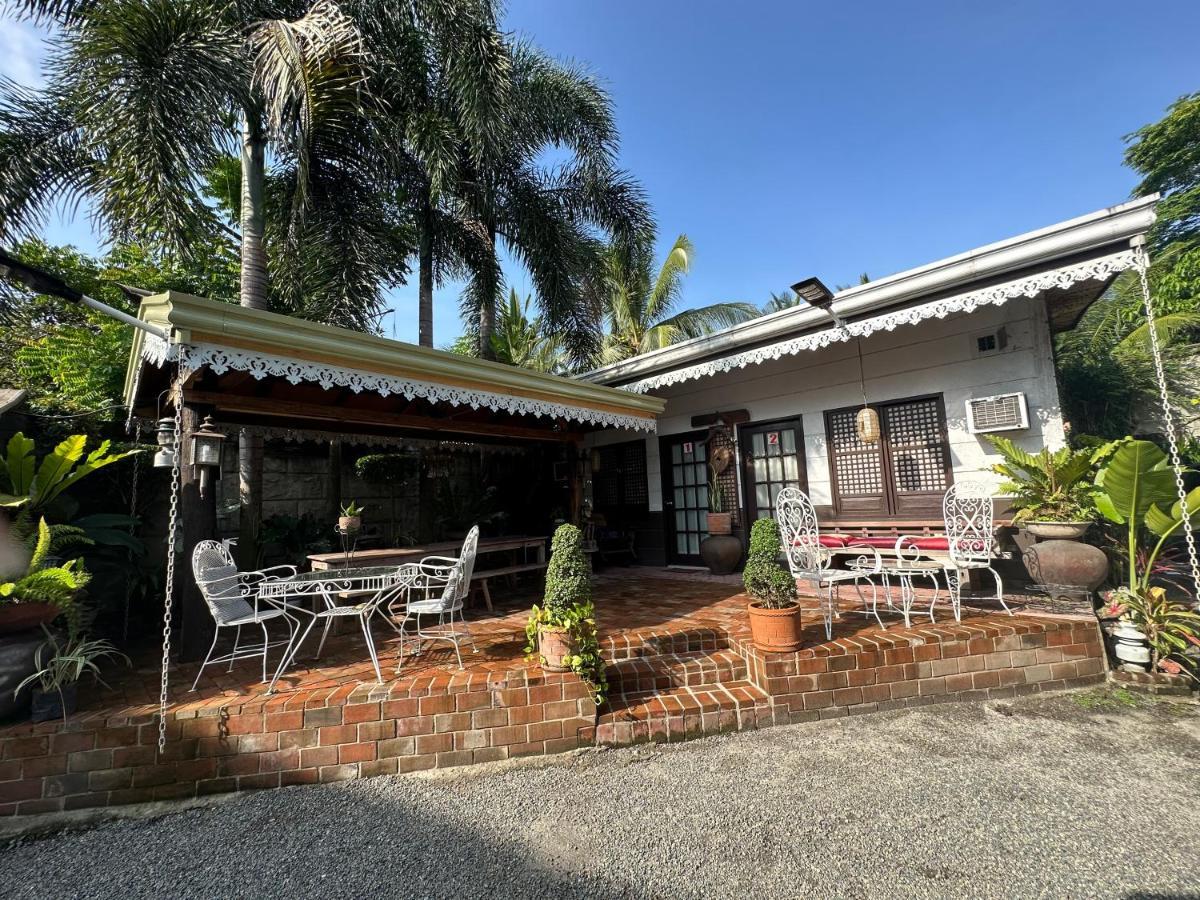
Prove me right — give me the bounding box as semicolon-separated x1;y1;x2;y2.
567;442;584;525
178;404;218;661
327;439;343;525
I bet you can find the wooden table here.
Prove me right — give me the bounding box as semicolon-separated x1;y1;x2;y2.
308;535;548;571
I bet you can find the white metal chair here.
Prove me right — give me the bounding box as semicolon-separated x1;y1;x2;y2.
938;481;1009;617
389;526;480;670
189;541;303;690
775;488;883;639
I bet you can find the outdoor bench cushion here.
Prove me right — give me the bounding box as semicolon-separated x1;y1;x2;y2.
799;535;952;551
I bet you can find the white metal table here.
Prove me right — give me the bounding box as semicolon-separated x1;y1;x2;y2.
258;565;413;692
850;557;946;628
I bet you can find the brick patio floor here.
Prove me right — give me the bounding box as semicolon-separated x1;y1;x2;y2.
0;570;1107;817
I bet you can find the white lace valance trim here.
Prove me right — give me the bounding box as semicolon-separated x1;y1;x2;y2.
619;250;1137;393
138;337;656;432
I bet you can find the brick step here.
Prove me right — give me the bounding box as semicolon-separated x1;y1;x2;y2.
590;679;777;746
600;625;729;662
606;649;748;694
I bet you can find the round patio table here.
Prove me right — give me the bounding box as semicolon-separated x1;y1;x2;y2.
258;565;413;692
849;558;944;628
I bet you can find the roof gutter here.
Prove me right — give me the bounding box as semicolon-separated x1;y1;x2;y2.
585;195;1159;386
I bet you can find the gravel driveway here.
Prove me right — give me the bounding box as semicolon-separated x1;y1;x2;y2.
3;687;1198;899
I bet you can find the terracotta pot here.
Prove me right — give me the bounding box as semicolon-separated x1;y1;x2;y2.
747;601;804;652
0;602;60;636
1022;539;1109;594
706;512;732;536
700;533;743;575
538;627;576;672
1024;521;1091;541
338;515;361;533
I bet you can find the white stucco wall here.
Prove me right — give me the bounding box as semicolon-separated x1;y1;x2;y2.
590;295;1066;514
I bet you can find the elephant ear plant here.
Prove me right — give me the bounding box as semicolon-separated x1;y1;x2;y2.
525;524;607;704
1095;439;1200;678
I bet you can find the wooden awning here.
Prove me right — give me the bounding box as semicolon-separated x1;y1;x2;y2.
123;292;663;443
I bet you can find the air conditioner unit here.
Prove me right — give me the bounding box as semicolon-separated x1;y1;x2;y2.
966;392;1029;434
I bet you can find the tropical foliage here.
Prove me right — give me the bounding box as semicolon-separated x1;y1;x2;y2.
590;235;759;365
15;625;129;720
1058;94;1200;438
985;434;1107;524
455;289;567;373
1093;439;1200;595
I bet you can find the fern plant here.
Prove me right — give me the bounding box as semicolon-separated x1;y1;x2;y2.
985;434;1108;523
1;518;90;634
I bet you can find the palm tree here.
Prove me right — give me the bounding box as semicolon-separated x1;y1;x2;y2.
457;40;653;363
489;288;567;373
592;234;759;365
0;0;492;561
761;289;800;314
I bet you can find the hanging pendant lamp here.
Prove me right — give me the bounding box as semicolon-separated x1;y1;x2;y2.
853;338;879;444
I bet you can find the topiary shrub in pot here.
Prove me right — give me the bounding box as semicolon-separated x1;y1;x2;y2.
525;524;607;704
743;517;802;652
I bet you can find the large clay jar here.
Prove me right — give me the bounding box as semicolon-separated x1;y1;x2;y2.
1023;539;1109;596
700;534;743;575
747;602;804;652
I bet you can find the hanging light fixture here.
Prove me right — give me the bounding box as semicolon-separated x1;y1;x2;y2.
153;416;177;468
189;415;226;498
793;276;880;445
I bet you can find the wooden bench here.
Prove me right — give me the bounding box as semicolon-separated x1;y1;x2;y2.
469;561;548;611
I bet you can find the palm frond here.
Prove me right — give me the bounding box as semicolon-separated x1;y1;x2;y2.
53;0;245;253
656;301;760;342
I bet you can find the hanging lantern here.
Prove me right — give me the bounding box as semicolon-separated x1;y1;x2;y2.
153;416;177;468
856;406;881;444
189;415;226;497
590;448;602;473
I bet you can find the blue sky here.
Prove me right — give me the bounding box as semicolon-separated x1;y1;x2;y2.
3;1;1198;344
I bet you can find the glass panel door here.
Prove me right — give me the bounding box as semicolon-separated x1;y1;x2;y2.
660;434;710;565
740;419;806;524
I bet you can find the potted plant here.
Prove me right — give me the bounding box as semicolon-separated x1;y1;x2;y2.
1093;439;1200;674
0;518;88;635
699;464;743;574
986;434;1105;539
338;500;363;534
706;465;732;535
525;524;607;704
743;518;803;652
15;626;129;722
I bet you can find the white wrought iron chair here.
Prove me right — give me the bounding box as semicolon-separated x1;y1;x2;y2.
389;526;480;670
937;481;1009;617
189;540;302;690
775;488;883;639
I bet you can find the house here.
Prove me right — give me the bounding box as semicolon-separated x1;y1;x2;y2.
582;197;1158;567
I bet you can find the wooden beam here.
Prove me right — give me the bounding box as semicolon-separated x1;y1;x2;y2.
183;390;582;443
691;409;751;428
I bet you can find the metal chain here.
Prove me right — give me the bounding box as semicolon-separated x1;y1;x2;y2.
123;421;142;643
1133;240;1200;602
157;365;184;754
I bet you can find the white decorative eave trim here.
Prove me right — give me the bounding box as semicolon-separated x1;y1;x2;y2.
139;337;656;433
620;249;1136;393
